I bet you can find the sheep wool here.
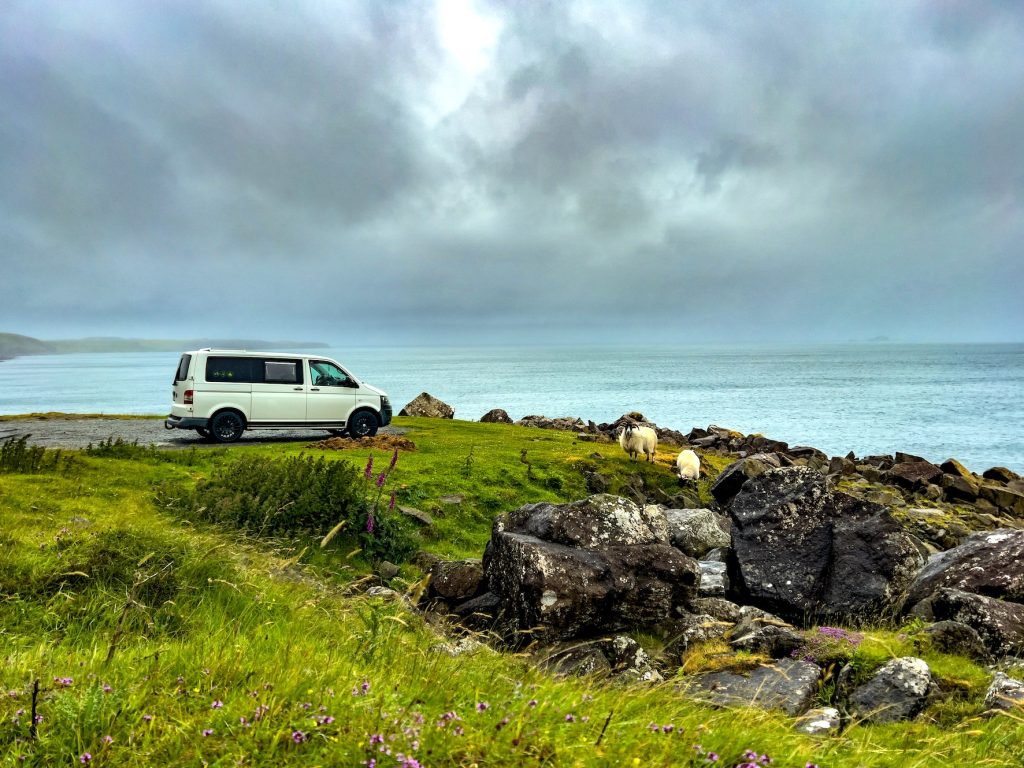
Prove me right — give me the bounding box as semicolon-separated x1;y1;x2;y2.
674;449;700;481
619;423;657;462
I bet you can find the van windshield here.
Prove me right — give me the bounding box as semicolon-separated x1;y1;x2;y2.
174;354;191;383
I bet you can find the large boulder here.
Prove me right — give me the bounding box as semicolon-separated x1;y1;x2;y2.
479;408;513;424
399;392;455;419
905;529;1024;607
710;456;771;505
886;461;943;490
427;559;485;605
484;495;700;643
663;508;731;558
848;657;933;723
929;588;1024;657
983;673;1024;714
728;467;924;622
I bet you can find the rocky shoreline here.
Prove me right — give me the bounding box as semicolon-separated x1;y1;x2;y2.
396;394;1024;729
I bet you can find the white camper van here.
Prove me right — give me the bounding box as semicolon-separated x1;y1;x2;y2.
165;350;391;443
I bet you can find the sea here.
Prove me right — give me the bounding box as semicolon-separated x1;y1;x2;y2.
1;343;1021;474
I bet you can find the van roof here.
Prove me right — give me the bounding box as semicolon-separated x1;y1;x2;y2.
191;349;317;358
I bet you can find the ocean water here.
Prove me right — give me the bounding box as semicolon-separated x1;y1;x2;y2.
1;343;1021;473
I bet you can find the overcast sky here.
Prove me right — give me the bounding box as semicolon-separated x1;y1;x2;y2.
1;0;1022;345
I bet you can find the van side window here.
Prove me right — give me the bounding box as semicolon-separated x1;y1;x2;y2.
175;354;192;382
263;360;302;384
310;360;352;387
206;356;254;382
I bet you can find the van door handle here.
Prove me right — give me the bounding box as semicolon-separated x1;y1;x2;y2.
310;388;320;392
293;387;303;391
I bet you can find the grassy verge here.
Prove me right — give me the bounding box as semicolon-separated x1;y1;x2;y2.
1;417;1022;767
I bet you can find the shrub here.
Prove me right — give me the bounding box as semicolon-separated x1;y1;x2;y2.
0;435;76;474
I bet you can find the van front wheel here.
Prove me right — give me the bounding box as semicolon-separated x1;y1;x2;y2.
210;411;245;443
348;410;379;438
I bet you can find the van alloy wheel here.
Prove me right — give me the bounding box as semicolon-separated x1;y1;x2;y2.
347;411;378;438
210;411;245;443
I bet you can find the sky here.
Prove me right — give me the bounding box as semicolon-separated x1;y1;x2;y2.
1;0;1022;345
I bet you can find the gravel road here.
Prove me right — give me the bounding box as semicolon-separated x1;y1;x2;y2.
0;417;400;450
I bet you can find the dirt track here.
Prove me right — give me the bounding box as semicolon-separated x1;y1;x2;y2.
0;417;401;450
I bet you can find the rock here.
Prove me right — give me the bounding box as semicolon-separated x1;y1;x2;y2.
664;508;731;558
398;505;434;526
728;607;804;658
940;458;975;480
896;451;930;464
378;561;400;579
983;467;1020;484
827;456;857;476
905;529;1024;606
921;621;991;662
428;559;485;603
848;657;933;723
886;461;944;490
728;467;924;622
983;672;1024;714
439;494;464;505
537;636;661;682
485;495;700;643
689;597;742;623
930;589;1024;657
431;636;487;657
978;484;1024;515
516;415;587;432
661;613;732;655
703;547;728;562
710;457;770;505
682;658;821;716
698;561;729;597
399;392;455;419
583;471;610;494
480;408;513;424
937;472;980;502
794;707;842;736
364;586;400;600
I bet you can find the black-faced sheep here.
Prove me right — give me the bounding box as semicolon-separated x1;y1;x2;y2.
673;448;701;482
619;423;657;462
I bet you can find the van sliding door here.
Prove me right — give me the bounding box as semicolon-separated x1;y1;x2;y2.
250;359;306;423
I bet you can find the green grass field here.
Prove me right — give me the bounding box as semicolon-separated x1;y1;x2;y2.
1;417;1021;767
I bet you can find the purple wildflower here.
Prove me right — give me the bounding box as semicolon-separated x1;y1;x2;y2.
300;702;312;710
292;730;307;744
202;728;214;737
366;761;376;768
760;756;773;765
389;449;399;470
142;714;153;723
318;715;335;725
528;699;538;708
662;724;674;733
744;751;758;761
54;677;73;687
476;701;489;712
33;715;43;724
366;513;375;534
496;717;509;731
369;734;384;745
565;713;575;722
211;700;224;709
453;726;464;736
806;764;821;768
79;754;91;764
176;676;185;685
101;684;112;694
365;456;374;478
102;736;113;745
361;680;370;695
240;717;250;726
376;470;386;488
389;492;396;511
706;754;719;764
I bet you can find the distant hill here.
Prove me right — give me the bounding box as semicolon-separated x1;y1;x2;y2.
0;333;329;359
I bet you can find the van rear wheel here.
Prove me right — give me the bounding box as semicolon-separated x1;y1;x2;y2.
210;411;245;443
347;410;378;438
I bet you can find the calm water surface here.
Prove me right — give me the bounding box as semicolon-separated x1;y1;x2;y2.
1;344;1021;473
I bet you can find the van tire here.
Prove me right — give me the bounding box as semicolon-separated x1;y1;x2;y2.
347;410;379;438
210;410;246;443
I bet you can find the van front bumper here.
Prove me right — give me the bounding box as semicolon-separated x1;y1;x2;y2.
165;414;210;431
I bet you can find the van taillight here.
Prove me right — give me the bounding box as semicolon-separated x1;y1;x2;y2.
184;390;194;405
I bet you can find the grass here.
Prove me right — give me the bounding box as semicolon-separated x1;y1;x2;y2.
1;417;1022;767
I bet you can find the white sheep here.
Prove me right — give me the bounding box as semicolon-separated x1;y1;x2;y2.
619;423;657;462
673;449;701;482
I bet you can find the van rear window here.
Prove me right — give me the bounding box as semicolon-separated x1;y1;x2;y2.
206;356;255;383
174;354;192;382
263;360;302;384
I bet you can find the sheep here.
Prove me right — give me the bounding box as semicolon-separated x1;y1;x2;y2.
673;449;701;483
619;422;657;462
